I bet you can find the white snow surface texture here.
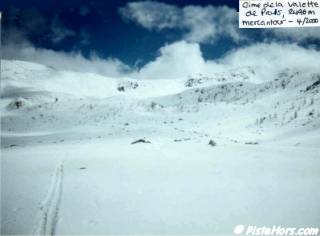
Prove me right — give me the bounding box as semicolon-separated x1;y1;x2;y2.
1;60;320;235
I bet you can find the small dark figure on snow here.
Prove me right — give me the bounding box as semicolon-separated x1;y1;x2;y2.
208;139;216;146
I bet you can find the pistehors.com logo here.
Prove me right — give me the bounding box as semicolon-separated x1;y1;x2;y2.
233;225;319;236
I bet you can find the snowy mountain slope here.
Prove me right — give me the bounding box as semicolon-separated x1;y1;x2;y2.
1;60;187;99
1;59;320;235
2;60;319;142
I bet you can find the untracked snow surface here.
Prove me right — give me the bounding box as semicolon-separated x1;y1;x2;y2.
1;60;320;235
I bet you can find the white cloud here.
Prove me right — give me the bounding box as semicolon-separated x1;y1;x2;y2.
220;42;320;79
182;5;241;43
3;16;320;82
4;39;320;81
133;41;212;79
119;1;181;30
4;2;320;83
119;1;243;44
132;40;320;80
270;27;320;41
221;43;320;68
2;42;130;78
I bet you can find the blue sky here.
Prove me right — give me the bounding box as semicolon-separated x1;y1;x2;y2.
1;0;320;79
1;0;243;65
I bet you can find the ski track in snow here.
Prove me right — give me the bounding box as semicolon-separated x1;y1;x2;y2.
33;161;64;236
